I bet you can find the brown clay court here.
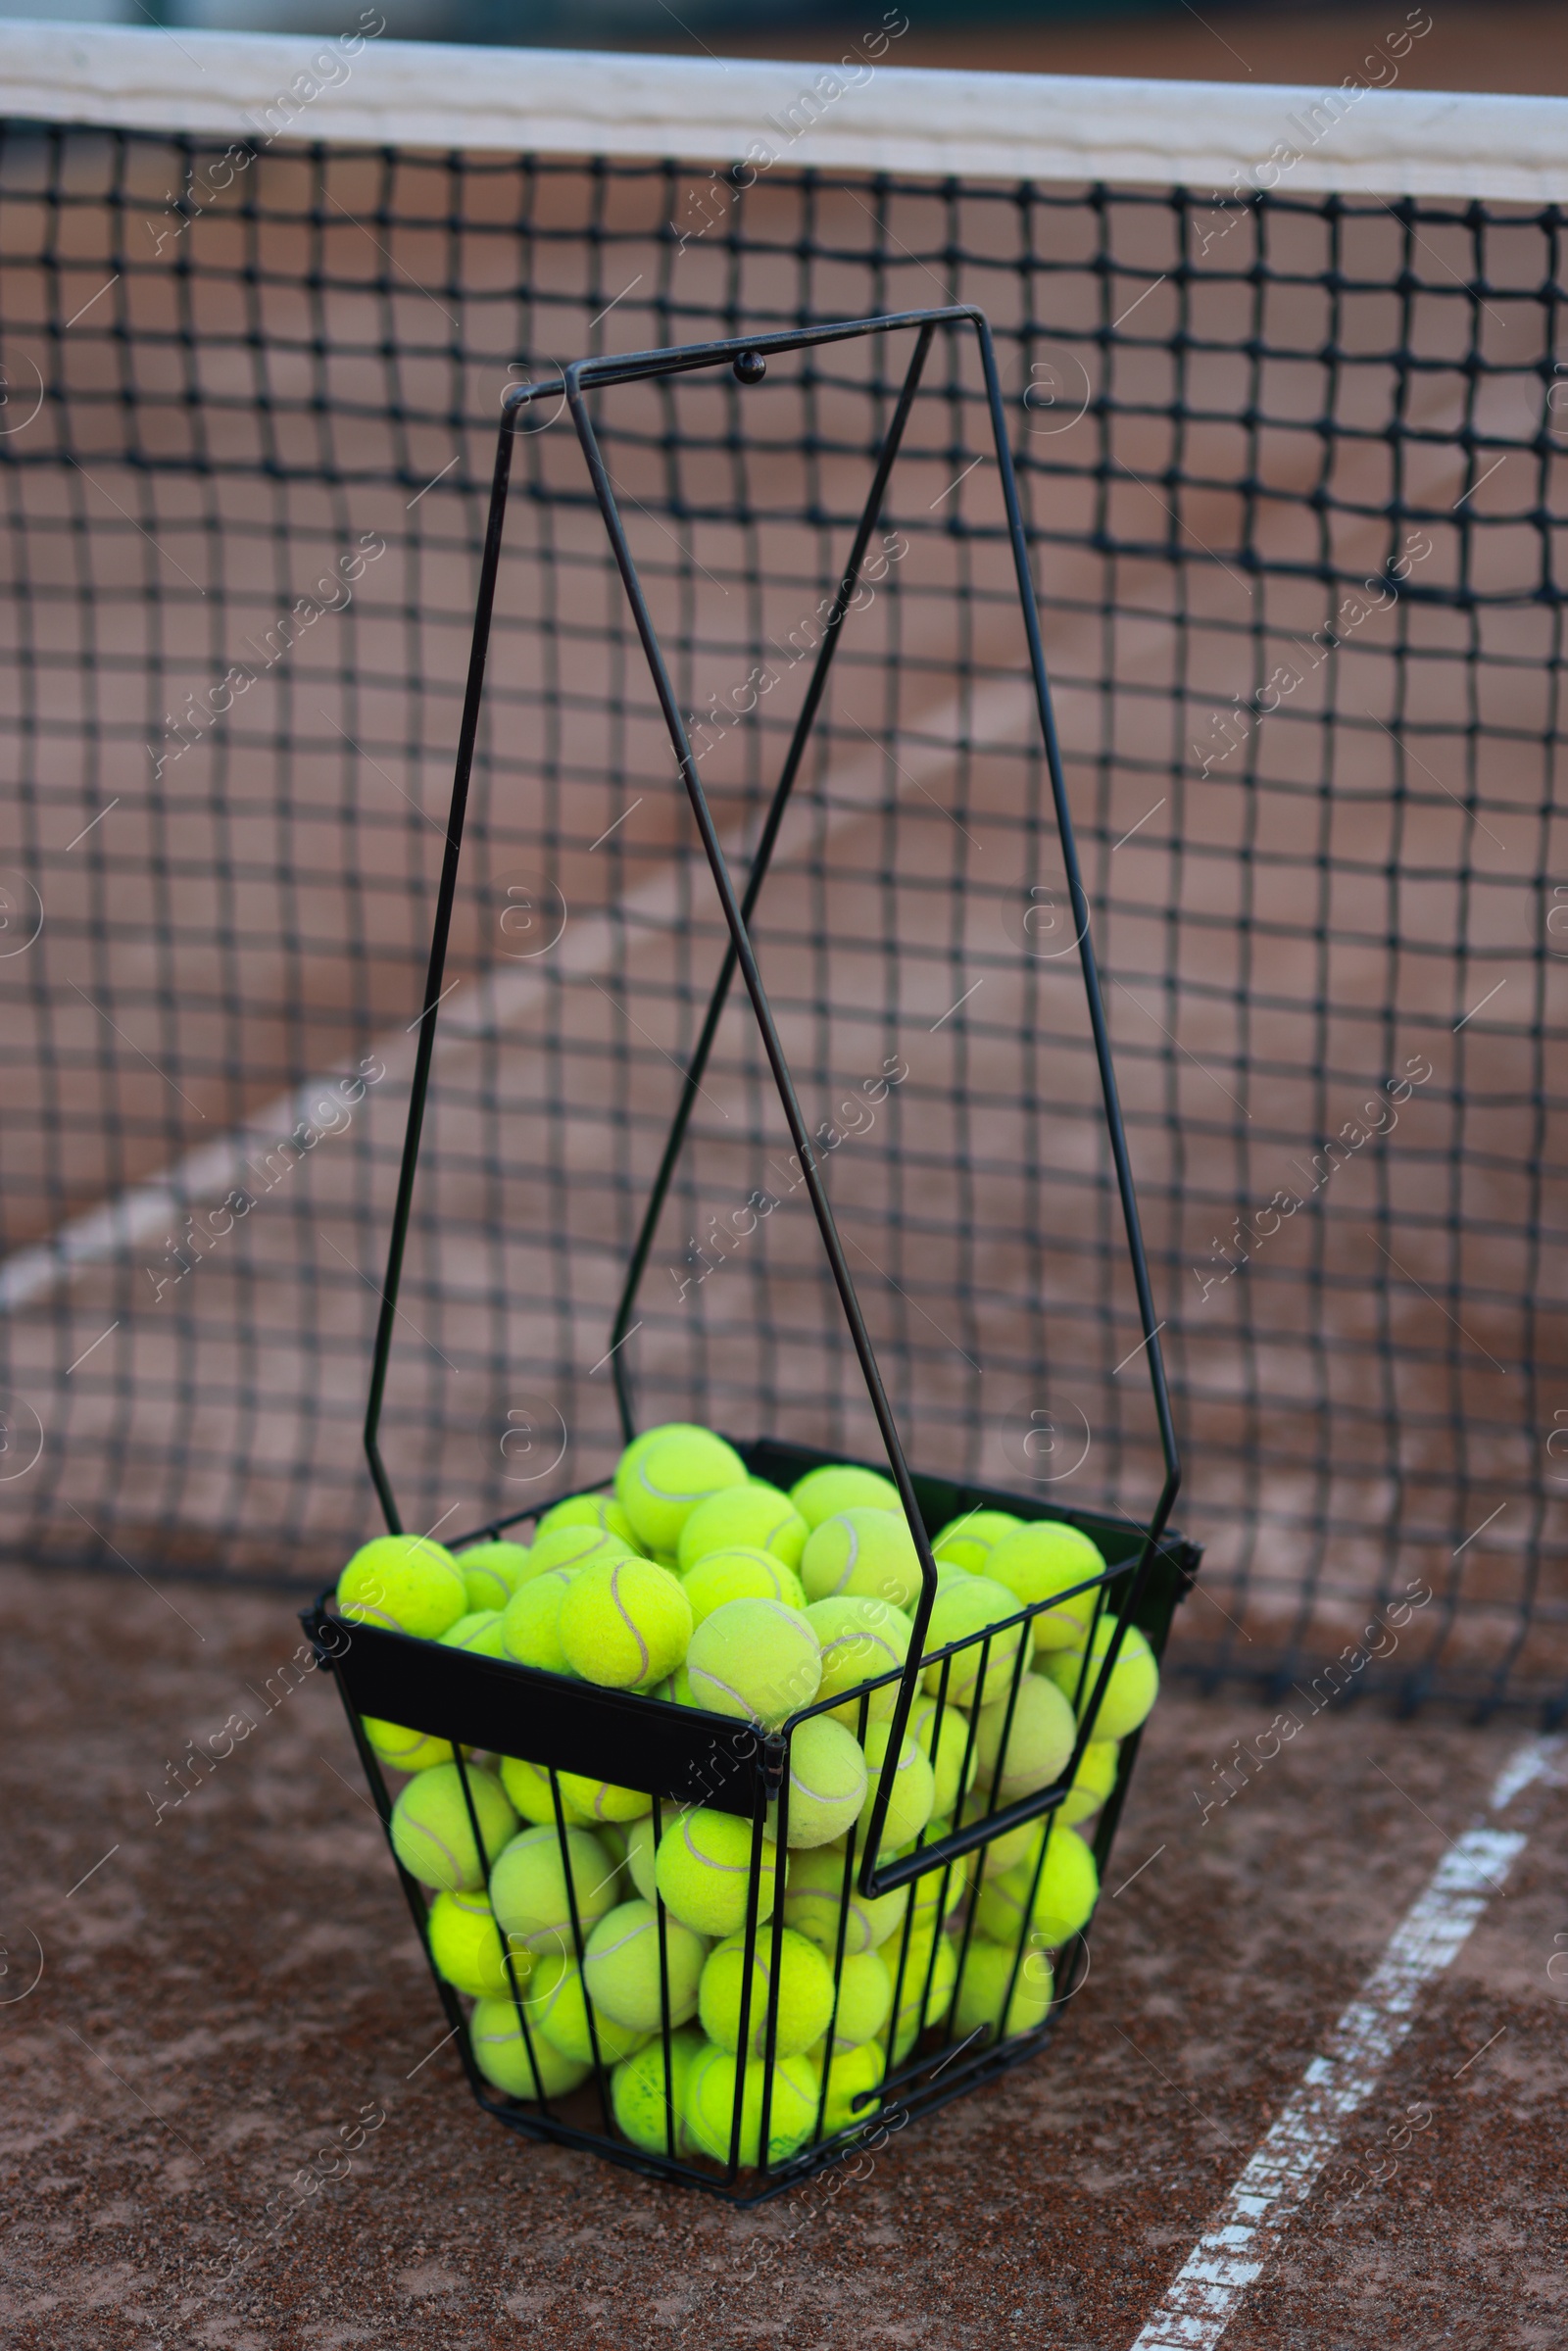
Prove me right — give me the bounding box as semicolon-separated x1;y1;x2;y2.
3;3;1568;2343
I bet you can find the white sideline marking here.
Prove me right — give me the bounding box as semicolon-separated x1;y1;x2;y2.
0;679;1035;1316
1126;1737;1560;2351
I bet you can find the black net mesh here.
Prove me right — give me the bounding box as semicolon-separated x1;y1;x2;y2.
1;127;1564;1717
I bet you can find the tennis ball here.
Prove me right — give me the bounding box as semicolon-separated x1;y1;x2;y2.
1042;1618;1159;1739
490;1822;621;1955
800;1508;922;1611
525;1522;636;1580
457;1541;533;1612
813;2038;885;2135
337;1532;466;1639
699;1926;835;2058
559;1772;653;1826
584;1896;708;2032
469;1995;590;2101
820;1946;893;2052
655;1805;779;1938
438;1608;507;1657
612;2026;706;2155
681;1546;807;1628
975;1825;1100;1948
363;1718;455;1774
685;1597;821;1729
499;1566;578;1676
860;1723;936;1850
614;1424;748;1554
805;1595;911;1730
677;1482;809;1574
956;1791;1039;1878
1060;1738;1119;1827
953;1936;1054;2045
783;1715;868;1849
907;1691;979;1818
932;1508;1023;1577
529;1950;649;2065
789;1462;901;1528
782;1841;905;1955
536;1491;642;1552
498;1753;592;1828
624;1804;676;1902
683;2044;819;2166
920;1574;1025;1709
888;1929;958;2060
987;1520;1107;1652
558;1555;693;1690
427;1886;529;2000
901;1830;964;1937
389;1762;517;1890
973;1673;1077;1802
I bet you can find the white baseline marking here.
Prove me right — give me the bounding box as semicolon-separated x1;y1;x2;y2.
1126;1737;1559;2351
0;678;1036;1316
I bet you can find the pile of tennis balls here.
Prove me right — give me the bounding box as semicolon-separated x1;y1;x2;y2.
335;1423;1159;2166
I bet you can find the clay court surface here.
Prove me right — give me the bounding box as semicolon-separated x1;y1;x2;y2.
4;1559;1564;2351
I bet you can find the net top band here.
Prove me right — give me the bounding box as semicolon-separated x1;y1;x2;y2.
4;21;1567;204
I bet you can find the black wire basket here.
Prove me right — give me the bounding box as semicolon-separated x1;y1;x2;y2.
303;307;1200;2203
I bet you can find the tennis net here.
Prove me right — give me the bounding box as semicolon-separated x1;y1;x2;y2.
1;27;1565;1718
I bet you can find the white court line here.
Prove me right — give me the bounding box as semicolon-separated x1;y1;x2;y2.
0;678;1038;1316
1126;1735;1562;2351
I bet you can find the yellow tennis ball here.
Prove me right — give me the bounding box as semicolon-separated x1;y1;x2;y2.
389;1762;516;1890
624;1803;676;1902
558;1772;653;1826
932;1508;1022;1576
973;1673;1077;1803
781;1841;905;1955
907;1691;979;1818
536;1491;642;1552
888;1929;958;2060
800;1508;922;1611
677;1482;809;1574
362;1718;455;1774
956;1791;1038;1878
805;1595;911;1729
820;1946;893;2053
438;1608;506;1657
529;1951;649;2065
813;2038;885;2135
489;1822;621;1955
681;1546;806;1628
699;1926;835;2058
953;1936;1054;2045
685;1596;821;1729
583;1897;708;2032
525;1523;636;1579
788;1462;900;1528
654;1805;777;1938
337;1532;466;1639
975;1825;1100;1948
456;1541;533;1612
499;1566;578;1676
920;1574;1025;1708
558;1555;693;1690
1042;1618;1159;1739
860;1722;936;1850
987;1520;1107;1652
614;1424;748;1553
498;1753;591;1828
427;1886;530;2000
612;2026;706;2155
683;2044;819;2166
469;1995;589;2101
783;1714;868;1849
1060;1738;1119;1827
